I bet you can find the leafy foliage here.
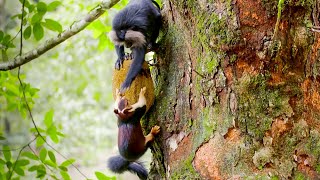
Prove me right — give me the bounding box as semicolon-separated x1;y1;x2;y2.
0;0;120;179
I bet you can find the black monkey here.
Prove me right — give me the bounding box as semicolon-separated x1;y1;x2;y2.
109;0;161;93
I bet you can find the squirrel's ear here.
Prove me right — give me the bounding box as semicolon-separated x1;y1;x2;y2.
114;109;119;114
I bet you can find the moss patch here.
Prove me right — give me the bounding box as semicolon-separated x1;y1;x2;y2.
236;73;293;141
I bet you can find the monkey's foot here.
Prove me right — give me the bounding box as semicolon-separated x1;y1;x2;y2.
124;53;133;60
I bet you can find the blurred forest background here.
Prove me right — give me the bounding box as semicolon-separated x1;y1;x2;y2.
0;0;154;179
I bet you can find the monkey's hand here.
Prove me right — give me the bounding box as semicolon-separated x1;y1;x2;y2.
115;57;125;70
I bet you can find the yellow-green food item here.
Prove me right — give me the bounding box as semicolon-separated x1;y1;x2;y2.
112;57;155;111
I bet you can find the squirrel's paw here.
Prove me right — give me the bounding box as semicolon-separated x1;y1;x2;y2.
151;125;160;135
140;87;147;95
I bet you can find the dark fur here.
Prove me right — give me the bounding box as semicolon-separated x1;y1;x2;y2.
107;156;148;180
110;0;161;93
108;95;148;180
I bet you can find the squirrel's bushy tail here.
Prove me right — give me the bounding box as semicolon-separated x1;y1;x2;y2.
107;155;148;180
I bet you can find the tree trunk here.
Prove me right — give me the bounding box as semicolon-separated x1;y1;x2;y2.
146;0;320;179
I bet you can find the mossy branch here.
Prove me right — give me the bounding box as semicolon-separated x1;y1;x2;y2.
0;0;120;71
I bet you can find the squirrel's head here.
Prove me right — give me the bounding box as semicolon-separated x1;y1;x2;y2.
114;97;134;121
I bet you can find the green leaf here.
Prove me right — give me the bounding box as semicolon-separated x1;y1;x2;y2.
48;151;56;164
31;13;42;24
2;34;11;44
60;171;71;180
15;159;30;167
60;159;75;167
22;151;38;160
36;136;46;147
98;34;108;51
36;169;46;178
37;2;47;13
42;19;62;33
33;23;44;41
39;148;47;162
6;161;12;169
0;136;5;140
47;1;61;11
44;160;56;167
3;146;11;161
14;167;25;176
95;171;115;180
49;133;59;143
23;26;32;40
58;166;67;171
87;20;107;38
28;165;38;172
44;109;54;127
0;31;3;41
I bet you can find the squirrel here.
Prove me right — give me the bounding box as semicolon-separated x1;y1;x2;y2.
108;87;160;180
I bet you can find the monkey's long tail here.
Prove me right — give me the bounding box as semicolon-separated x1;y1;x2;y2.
107;155;148;180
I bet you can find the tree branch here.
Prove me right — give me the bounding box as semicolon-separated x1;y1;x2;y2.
0;0;120;71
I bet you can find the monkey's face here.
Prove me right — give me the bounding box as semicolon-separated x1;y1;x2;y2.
108;30;146;48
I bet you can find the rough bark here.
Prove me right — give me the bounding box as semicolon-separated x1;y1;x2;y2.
146;0;320;179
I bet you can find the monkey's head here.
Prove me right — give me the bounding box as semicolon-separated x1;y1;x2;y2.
108;30;146;48
114;97;134;121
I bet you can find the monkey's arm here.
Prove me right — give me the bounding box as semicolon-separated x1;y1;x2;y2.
120;47;146;92
115;45;125;70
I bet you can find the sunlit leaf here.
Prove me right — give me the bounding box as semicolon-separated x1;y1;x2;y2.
31;13;42;24
37;2;47;13
13;167;25;176
0;31;4;41
22;151;38;160
58;166;67;171
0;159;5;164
98;34;108;51
60;159;75;167
36;136;46;147
42;19;62;33
48;151;56;164
23;26;32;40
87;20;107;38
60;171;71;180
49;133;59;143
2;34;11;44
28;165;38;172
3;146;11;161
33;23;44;41
95;171;115;180
15;159;30;167
47;1;61;11
36;169;46;178
44;160;56;167
44;109;54;127
30;127;46;133
39;148;47;162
